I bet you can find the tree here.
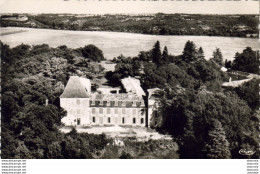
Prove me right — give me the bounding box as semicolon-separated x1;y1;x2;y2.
224;59;232;69
203;119;231;159
162;46;169;63
197;47;205;60
138;51;150;61
182;40;197;62
119;151;133;159
1;41;11;65
14;141;33;159
232;47;259;74
81;44;104;62
46;142;63;159
30;44;50;55
235;78;260;110
152;41;162;65
153;84;258;159
210;48;223;66
11;43;31;59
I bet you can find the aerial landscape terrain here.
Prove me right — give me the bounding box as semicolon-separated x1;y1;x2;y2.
1;13;258;37
1;12;259;159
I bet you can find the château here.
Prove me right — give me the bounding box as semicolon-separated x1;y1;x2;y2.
60;76;158;127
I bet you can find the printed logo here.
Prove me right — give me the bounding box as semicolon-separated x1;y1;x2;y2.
239;149;255;156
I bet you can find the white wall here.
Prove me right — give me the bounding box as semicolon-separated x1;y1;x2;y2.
60;98;147;127
60;98;90;126
90;107;145;126
148;98;157;127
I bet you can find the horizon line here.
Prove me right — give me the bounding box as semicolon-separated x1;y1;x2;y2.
0;12;259;15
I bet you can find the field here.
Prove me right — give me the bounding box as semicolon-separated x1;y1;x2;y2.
0;27;258;61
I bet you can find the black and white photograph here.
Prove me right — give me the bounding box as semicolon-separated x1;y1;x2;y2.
0;0;259;164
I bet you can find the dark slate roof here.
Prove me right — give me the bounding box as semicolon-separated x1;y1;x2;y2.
89;100;144;108
90;93;143;101
60;76;89;98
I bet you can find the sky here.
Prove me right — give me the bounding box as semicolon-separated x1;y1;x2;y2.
0;0;259;15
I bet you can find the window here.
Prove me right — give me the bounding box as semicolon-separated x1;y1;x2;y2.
108;117;111;123
115;101;118;106
133;109;136;116
77;118;81;125
141;118;144;124
99;117;103;124
133;118;136;124
127;101;133;107
122;117;125;124
95;101;100;106
103;101;107;106
122;101;126;106
92;108;95;114
107;108;110;114
139;109;143;116
99;108;103;114
115;108;118;114
111;90;117;94
93;117;95;123
127;109;131;116
110;101;115;106
76;99;80;105
154;111;158;117
122;108;126;115
132;101;136;106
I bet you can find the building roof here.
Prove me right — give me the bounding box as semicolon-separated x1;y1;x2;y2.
90;93;145;108
147;88;161;99
97;86;121;94
79;77;91;95
60;76;90;98
221;67;227;72
90;93;143;101
121;76;145;96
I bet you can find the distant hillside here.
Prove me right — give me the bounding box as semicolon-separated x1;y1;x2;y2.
0;13;258;38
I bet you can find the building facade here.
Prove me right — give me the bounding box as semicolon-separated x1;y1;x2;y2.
60;76;149;127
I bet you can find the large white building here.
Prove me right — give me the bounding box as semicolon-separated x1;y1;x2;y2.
60;76;154;127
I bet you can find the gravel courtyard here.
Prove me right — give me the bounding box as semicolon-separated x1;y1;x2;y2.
60;125;172;141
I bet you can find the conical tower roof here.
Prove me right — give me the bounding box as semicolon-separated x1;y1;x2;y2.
60;76;89;98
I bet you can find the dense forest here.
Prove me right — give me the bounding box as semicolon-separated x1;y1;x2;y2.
1;39;259;159
106;40;260;159
1;41;179;159
1;13;258;37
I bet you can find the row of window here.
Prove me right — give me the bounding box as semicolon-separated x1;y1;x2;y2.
75;99;144;107
91;107;143;116
68;108;143;116
90;100;143;107
69;109;82;115
92;117;144;124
